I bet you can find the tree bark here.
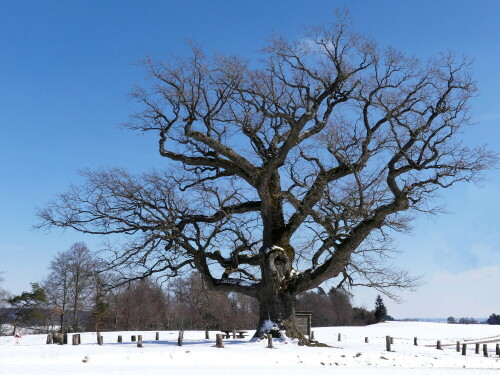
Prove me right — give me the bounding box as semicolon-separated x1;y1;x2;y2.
254;283;304;341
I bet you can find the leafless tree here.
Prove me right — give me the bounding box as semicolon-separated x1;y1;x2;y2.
106;278;168;331
44;242;96;332
37;14;496;341
44;251;71;333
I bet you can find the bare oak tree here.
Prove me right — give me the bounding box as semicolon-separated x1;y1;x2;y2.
37;16;495;341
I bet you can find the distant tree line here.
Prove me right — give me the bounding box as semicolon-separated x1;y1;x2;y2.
296;288;376;327
447;315;500;325
459;317;476;325
1;242;385;334
447;316;478;324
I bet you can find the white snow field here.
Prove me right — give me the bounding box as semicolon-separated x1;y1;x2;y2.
1;322;499;375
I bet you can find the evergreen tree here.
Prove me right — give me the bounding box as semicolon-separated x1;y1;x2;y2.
487;314;500;325
374;295;387;322
7;283;47;334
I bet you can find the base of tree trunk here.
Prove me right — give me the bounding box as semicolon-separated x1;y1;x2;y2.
252;316;324;346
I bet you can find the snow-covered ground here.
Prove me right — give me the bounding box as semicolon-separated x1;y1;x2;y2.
1;322;499;374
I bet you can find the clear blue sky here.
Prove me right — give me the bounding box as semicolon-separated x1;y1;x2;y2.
1;0;499;318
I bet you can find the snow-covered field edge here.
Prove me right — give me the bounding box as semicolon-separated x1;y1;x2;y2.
1;322;499;375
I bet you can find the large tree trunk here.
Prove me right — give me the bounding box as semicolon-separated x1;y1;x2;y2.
253;276;306;342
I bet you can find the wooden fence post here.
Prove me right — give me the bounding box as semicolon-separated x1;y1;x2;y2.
118;335;122;343
390;337;394;345
216;334;224;348
456;341;460;352
496;343;499;355
414;337;418;346
462;343;467;356
365;337;368;343
267;334;274;349
63;333;68;345
155;332;159;341
338;333;341;342
97;335;103;346
131;335;136;342
437;340;442;350
46;334;53;345
310;331;315;340
205;329;209;340
483;344;488;357
72;334;79;345
137;335;143;348
178;331;184;346
386;336;391;351
475;343;479;354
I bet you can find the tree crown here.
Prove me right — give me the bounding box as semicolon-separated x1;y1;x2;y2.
37;16;496;300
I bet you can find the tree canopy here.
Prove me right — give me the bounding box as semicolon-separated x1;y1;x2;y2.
37;14;495;339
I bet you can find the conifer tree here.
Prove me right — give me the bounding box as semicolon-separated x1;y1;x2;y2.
374;295;387;322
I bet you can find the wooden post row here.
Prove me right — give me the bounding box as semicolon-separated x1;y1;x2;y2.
386;336;391;352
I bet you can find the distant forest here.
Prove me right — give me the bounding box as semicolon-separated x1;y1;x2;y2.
1;273;379;334
0;244;383;335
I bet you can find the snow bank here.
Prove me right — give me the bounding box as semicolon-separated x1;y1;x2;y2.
0;322;499;375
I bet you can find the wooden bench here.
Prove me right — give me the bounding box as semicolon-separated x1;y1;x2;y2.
220;330;249;339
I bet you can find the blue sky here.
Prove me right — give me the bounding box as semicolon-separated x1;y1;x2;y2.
1;0;499;318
